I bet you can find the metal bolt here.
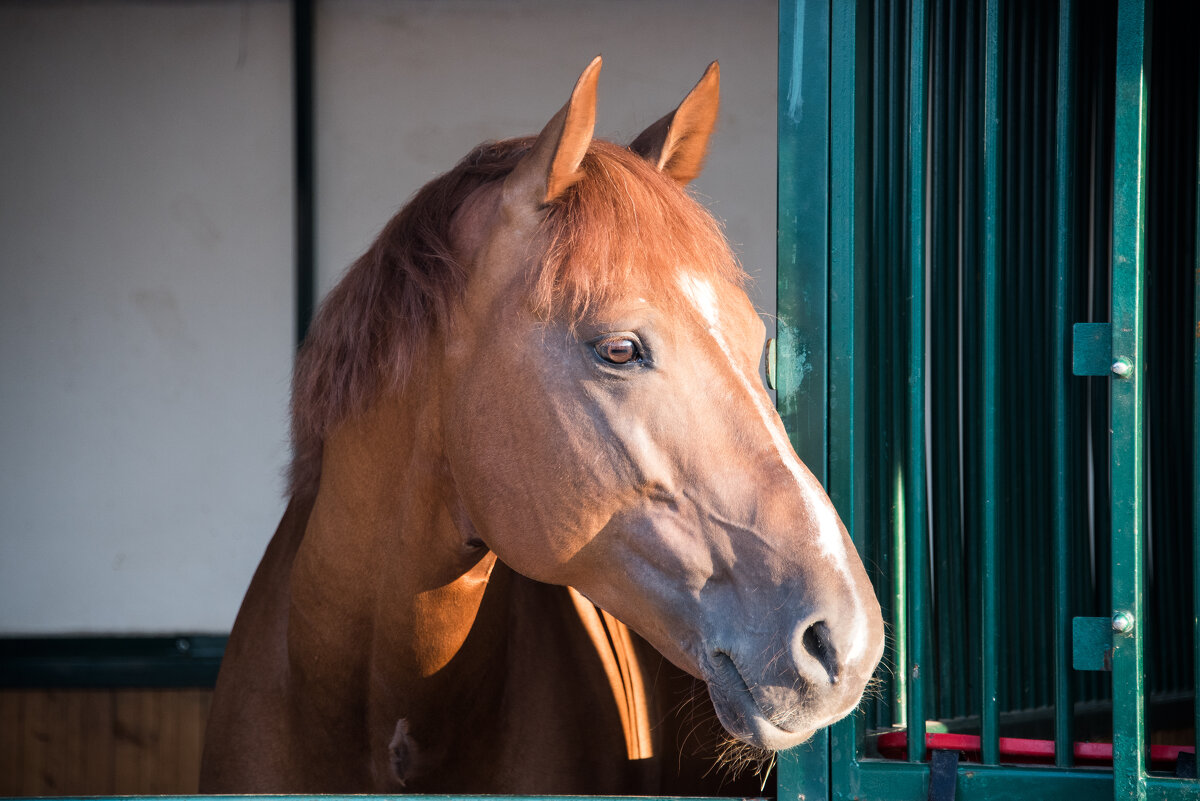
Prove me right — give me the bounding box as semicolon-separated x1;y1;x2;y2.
1111;611;1135;633
765;338;778;391
1111;358;1133;377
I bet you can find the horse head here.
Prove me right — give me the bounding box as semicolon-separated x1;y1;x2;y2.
440;57;884;751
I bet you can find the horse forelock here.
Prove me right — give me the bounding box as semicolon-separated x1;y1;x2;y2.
534;140;744;325
288;137;746;500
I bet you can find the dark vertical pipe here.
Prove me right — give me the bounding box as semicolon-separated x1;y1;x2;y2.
961;0;983;726
929;0;950;720
870;0;894;731
1033;0;1052;711
1012;0;1032;714
868;0;894;729
1052;0;1076;767
944;0;968;720
887;0;910;730
1193;45;1200;767
294;0;316;347
931;0;968;721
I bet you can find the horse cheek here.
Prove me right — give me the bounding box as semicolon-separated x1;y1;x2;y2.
441;370;593;583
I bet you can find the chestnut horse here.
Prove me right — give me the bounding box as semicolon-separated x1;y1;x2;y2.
200;58;883;795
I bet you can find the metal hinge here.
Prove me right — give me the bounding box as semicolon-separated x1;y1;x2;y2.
1072;322;1136;379
1072;614;1137;671
1071;322;1112;376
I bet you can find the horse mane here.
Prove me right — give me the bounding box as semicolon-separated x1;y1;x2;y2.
288;137;744;499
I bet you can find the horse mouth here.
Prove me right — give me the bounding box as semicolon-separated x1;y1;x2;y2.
706;651;819;751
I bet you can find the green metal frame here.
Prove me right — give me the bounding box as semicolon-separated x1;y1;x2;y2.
776;0;832;796
0;636;225;689
777;0;1198;799
1109;2;1149;797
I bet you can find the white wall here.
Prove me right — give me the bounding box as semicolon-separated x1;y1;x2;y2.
315;0;779;316
0;2;294;634
0;0;777;635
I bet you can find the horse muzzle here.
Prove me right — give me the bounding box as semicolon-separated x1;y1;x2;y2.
702;607;885;751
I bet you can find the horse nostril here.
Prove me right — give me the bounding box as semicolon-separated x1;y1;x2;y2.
802;620;839;685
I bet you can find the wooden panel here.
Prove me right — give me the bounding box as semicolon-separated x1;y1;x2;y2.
113;689;148;793
0;691;22;796
78;691;115;794
177;689;210;792
20;687;49;794
0;689;211;797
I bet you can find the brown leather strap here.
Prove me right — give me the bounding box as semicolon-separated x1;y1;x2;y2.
567;588;654;760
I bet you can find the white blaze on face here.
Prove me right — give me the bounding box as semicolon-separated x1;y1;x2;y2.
677;273;869;663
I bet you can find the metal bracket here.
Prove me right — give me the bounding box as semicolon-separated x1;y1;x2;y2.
1072;323;1112;376
766;337;778;390
1072;616;1114;671
928;749;959;801
1177;750;1197;779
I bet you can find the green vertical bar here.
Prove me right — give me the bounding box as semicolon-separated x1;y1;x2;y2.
1052;0;1076;769
1110;0;1149;798
929;0;959;721
1193;43;1200;774
905;0;929;766
888;0;908;731
998;0;1011;716
940;0;969;721
870;0;901;731
1033;4;1053;713
829;0;867;796
961;0;983;729
778;0;831;477
980;0;1002;767
777;0;831;797
1012;1;1033;714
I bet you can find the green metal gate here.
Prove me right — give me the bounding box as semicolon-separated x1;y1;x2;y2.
775;0;1200;798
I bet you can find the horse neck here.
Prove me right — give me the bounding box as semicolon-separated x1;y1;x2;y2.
282;365;658;789
286;375;505;728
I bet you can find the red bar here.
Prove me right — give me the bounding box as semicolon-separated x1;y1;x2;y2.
877;730;1194;771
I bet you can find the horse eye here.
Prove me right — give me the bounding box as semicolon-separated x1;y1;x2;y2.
595;336;641;365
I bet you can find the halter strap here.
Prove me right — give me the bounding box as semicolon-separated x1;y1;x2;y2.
567;587;654;760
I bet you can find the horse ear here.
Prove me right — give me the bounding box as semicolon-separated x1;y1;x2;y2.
504;56;601;209
629;61;720;185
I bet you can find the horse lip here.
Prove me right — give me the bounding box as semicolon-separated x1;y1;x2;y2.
709;650;751;700
706;651;815;750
